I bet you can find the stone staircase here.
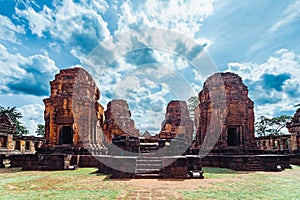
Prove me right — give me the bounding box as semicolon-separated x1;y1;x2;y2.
135;156;163;178
247;156;265;171
139;142;160;154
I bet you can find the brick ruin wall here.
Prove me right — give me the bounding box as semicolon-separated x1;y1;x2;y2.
103;99;139;143
160;100;193;142
287;108;300;152
43;68;104;148
195;72;255;150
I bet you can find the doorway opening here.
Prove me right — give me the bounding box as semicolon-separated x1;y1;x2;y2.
227;127;240;146
61;126;73;144
0;136;7;148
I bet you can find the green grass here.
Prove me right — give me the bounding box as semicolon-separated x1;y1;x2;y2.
0;168;121;200
1;166;300;199
181;166;300;200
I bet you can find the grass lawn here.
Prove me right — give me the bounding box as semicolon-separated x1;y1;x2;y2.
181;166;300;199
1;166;300;199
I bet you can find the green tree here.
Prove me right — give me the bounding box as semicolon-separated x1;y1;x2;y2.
255;115;292;137
187;96;200;112
0;105;29;136
35;124;45;137
0;106;22;123
187;96;200;121
255;116;270;137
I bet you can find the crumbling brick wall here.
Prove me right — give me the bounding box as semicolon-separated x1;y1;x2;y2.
103;99;139;143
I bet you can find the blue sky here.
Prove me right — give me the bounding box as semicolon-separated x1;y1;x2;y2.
0;0;299;135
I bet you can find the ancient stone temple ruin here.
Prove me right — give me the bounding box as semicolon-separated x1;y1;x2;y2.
286;108;300;152
43;68;104;148
0;113;16;151
8;68;291;175
103;99;139;143
195;72;255;150
160;100;193;142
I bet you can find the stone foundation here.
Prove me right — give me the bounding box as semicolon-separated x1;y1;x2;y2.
10;154;72;170
290;154;300;165
202;154;290;171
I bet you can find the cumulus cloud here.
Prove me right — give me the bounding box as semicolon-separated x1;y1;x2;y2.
116;0;217;38
10;0;219;134
15;5;52;37
226;49;300;118
0;44;59;96
0;15;25;44
16;0;111;56
17;104;44;135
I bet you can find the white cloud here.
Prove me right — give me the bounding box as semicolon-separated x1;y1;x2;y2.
226;49;300;119
227;49;299;81
16;0;110;55
15;5;52;37
17;104;44;135
270;1;300;33
10;0;219;134
0;15;25;44
116;0;217;39
0;43;59;96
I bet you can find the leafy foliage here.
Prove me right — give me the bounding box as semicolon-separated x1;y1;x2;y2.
0;105;29;135
187;96;200;112
255;115;292;137
35;124;45;136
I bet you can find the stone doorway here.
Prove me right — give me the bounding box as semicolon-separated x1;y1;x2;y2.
227;127;240;146
0;136;7;148
61;126;73;144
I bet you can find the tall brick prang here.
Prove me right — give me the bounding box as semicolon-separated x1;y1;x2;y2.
195;72;255;149
43;67;104;148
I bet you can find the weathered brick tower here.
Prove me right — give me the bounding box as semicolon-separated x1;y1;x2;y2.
195;72;255;150
43;68;104;148
286;108;300;152
160;100;194;142
103;99;140;143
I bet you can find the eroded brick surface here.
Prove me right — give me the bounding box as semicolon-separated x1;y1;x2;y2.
195;72;255;149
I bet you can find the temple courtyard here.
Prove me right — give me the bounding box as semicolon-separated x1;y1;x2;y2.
1;166;300;200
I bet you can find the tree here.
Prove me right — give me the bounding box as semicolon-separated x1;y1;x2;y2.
187;96;200;112
255;115;292;137
0;105;29;136
187;96;200;121
255;116;270;137
0;106;22;123
35;124;45;137
187;96;200;140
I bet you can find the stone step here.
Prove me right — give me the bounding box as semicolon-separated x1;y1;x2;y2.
136;168;161;174
137;156;161;160
139;151;158;157
140;148;159;152
135;174;162;178
136;164;162;169
136;160;162;165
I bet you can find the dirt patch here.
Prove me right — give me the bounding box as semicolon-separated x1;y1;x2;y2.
112;177;241;199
